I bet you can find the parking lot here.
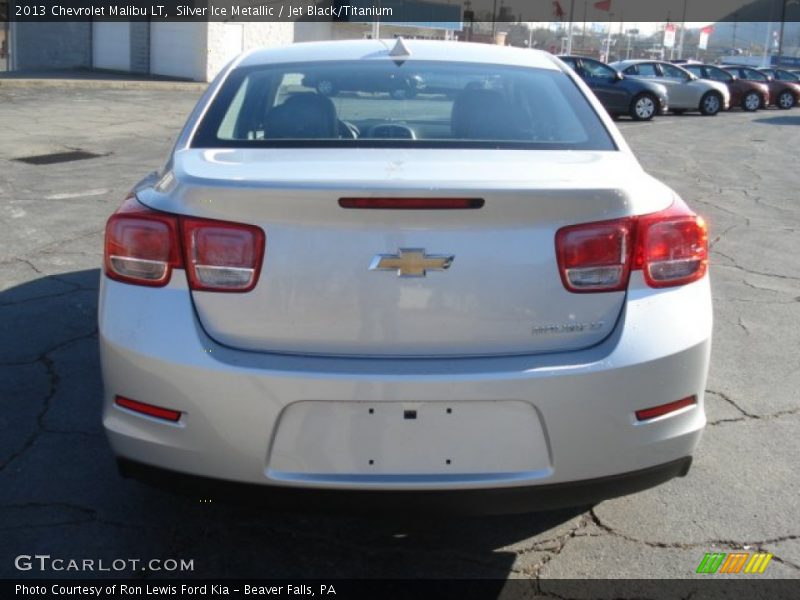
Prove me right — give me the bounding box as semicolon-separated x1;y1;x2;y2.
0;83;799;586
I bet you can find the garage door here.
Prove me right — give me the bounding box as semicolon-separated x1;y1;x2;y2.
150;23;206;81
92;22;130;71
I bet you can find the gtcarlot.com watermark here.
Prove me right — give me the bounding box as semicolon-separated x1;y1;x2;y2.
14;554;194;574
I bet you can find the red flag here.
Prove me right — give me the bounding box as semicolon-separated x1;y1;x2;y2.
553;1;565;20
594;0;611;11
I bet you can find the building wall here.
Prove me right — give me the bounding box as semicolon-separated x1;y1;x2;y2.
1;26;7;71
150;22;207;81
129;22;150;74
293;22;335;43
322;22;456;41
206;22;295;81
8;20;460;80
11;22;91;71
92;23;131;71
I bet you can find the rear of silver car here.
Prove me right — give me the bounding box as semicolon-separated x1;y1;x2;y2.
99;41;711;512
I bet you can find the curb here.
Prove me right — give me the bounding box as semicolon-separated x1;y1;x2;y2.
0;78;208;91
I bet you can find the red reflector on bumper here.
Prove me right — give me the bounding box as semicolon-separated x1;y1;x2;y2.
339;197;484;210
115;396;181;422
635;396;696;421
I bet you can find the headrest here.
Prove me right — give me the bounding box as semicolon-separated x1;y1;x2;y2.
264;93;338;139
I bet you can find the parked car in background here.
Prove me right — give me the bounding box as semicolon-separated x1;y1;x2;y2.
758;68;800;107
100;40;711;513
722;65;799;109
760;68;800;109
559;55;668;120
414;72;502;97
303;69;424;99
609;59;730;116
758;67;800;83
682;63;769;111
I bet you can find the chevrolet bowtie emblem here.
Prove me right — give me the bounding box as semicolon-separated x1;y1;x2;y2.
369;248;455;278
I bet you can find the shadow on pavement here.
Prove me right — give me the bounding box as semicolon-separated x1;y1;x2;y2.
753;115;800;126
0;270;588;580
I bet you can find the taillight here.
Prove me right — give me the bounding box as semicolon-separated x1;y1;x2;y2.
555;218;634;292
181;218;265;292
635;213;708;288
556;202;708;293
104;196;181;287
104;197;265;292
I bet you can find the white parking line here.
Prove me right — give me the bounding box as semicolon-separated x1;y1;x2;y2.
45;188;109;200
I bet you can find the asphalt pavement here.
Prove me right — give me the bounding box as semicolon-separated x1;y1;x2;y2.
0;84;798;587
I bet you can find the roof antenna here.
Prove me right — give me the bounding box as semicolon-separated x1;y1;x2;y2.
389;37;411;63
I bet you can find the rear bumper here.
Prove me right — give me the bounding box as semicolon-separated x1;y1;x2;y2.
99;271;712;498
117;456;693;515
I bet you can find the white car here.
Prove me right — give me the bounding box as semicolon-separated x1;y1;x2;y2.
610;59;730;115
100;40;711;513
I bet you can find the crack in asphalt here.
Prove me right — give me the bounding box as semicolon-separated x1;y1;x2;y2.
41;429;103;437
709;224;742;249
738;278;798;296
0;284;98;308
713;250;800;282
510;515;598;579
25;228;105;260
705;389;800;427
587;509;800;565
0;502;97;532
736;317;751;337
770;554;800;572
0;329;98;472
694;196;751;226
754;196;796;214
0;354;59;473
0;257;99;308
0;502;146;534
0;328;98;368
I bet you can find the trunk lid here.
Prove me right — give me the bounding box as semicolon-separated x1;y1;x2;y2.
139;148;672;357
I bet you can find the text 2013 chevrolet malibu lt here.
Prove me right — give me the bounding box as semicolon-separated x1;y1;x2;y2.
99;40;711;513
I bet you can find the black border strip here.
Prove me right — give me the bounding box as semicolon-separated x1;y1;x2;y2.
5;1;800;23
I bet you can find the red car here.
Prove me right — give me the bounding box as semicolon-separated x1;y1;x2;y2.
722;65;800;109
683;64;769;111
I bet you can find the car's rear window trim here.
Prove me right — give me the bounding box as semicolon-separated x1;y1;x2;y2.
190;138;612;151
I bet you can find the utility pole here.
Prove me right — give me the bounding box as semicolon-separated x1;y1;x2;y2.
603;17;613;63
491;0;498;37
463;0;474;42
677;0;688;60
566;0;575;54
762;0;778;67
581;0;587;53
776;0;799;67
372;0;381;39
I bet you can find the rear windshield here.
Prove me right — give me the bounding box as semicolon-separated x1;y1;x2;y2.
191;60;616;151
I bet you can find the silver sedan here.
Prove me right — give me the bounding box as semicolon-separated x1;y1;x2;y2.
610;59;731;115
100;40;711;513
